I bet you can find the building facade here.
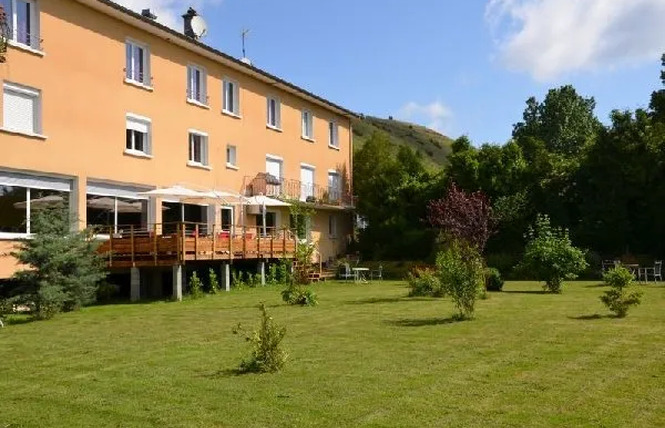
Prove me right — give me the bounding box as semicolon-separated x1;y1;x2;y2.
0;0;354;281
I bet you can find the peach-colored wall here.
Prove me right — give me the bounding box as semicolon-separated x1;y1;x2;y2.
0;0;353;277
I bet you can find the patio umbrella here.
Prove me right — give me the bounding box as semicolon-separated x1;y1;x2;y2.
244;195;290;236
13;195;65;210
140;185;210;200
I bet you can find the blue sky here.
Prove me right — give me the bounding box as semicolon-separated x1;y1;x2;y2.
119;0;665;144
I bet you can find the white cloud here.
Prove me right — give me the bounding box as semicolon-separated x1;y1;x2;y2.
114;0;220;29
397;101;453;134
485;0;665;81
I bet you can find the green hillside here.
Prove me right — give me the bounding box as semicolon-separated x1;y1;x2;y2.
353;116;454;168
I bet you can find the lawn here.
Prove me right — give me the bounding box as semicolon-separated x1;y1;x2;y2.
1;281;664;427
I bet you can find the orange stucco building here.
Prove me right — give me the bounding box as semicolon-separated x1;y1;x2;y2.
0;0;355;288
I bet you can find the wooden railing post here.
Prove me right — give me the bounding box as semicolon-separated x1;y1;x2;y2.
153;223;158;266
181;222;186;263
229;228;233;261
257;227;261;258
211;224;216;259
109;226;114;267
270;233;274;259
282;228;287;258
242;227;247;258
130;224;135;266
194;224;199;261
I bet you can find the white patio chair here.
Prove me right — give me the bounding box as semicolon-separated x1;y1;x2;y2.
644;261;663;283
370;265;383;281
338;263;355;281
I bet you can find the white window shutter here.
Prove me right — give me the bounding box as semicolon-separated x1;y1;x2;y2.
3;86;38;134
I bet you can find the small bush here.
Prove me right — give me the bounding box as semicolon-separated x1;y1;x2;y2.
436;241;484;320
267;264;279;286
600;266;642;318
518;214;588;293
406;268;442;297
189;272;204;299
485;268;504;292
208;269;219;294
233;303;288;373
281;284;318;306
232;270;246;290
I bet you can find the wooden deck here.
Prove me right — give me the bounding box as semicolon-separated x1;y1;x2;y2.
97;223;298;268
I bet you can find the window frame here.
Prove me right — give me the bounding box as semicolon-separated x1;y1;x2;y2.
327;171;341;202
222;77;241;117
7;0;41;51
2;81;42;137
187;129;210;168
301;109;314;141
266;96;282;130
187;64;208;106
0;184;71;238
226;144;238;169
328;120;339;149
124;39;151;87
221;206;234;232
124;113;152;157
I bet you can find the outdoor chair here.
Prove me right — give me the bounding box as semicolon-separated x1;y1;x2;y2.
338;263;355;281
643;261;662;283
370;265;383;281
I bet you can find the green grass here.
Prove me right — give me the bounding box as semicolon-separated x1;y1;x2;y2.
1;281;664;427
353;116;453;169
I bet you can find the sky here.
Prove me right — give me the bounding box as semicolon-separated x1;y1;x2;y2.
116;0;665;145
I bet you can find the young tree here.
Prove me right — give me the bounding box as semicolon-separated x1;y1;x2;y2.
518;214;588;293
427;182;494;252
10;204;106;319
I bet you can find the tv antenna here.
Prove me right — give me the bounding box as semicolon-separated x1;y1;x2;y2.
241;28;251;58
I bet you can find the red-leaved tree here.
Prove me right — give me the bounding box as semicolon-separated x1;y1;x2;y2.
427;182;495;252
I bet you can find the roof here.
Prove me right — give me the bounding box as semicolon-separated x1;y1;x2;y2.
75;0;357;119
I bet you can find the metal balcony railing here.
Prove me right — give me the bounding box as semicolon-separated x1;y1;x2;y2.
245;173;354;207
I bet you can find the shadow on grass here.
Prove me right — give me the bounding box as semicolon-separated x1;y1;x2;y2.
569;314;616;320
584;283;607;288
347;296;434;305
202;368;245;378
502;290;551;295
386;317;462;327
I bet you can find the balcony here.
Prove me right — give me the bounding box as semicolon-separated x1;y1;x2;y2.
245;173;354;208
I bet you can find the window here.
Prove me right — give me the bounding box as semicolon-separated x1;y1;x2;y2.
302;110;314;140
125;40;151;86
328;215;337;238
188;131;209;166
221;206;233;232
125;114;151;155
266;156;283;196
187;64;207;104
3;0;40;49
162;202;208;235
3;82;41;135
300;165;315;201
223;78;240;116
0;184;69;235
226;144;237;168
266;96;281;129
328;171;341;202
329;121;339;148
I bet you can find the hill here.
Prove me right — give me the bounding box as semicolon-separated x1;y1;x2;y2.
352;116;454;168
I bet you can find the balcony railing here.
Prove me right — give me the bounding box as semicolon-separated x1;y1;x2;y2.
245;174;353;207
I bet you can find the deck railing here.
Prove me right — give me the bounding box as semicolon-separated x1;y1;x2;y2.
96;222;298;268
245;174;353;207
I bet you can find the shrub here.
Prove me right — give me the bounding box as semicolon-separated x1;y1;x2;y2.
518;214;588;293
10;204;106;319
281;284;318;307
406;268;442;297
485;268;504;292
436;241;484;320
189;272;204;299
600;266;642;318
267;263;279;286
232;270;245;290
208;269;219;294
233;303;288;373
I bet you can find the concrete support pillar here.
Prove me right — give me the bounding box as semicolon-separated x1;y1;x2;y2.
221;263;230;292
172;264;183;301
258;261;266;286
130;267;140;302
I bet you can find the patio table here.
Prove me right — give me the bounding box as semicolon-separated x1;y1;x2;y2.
352;267;370;284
